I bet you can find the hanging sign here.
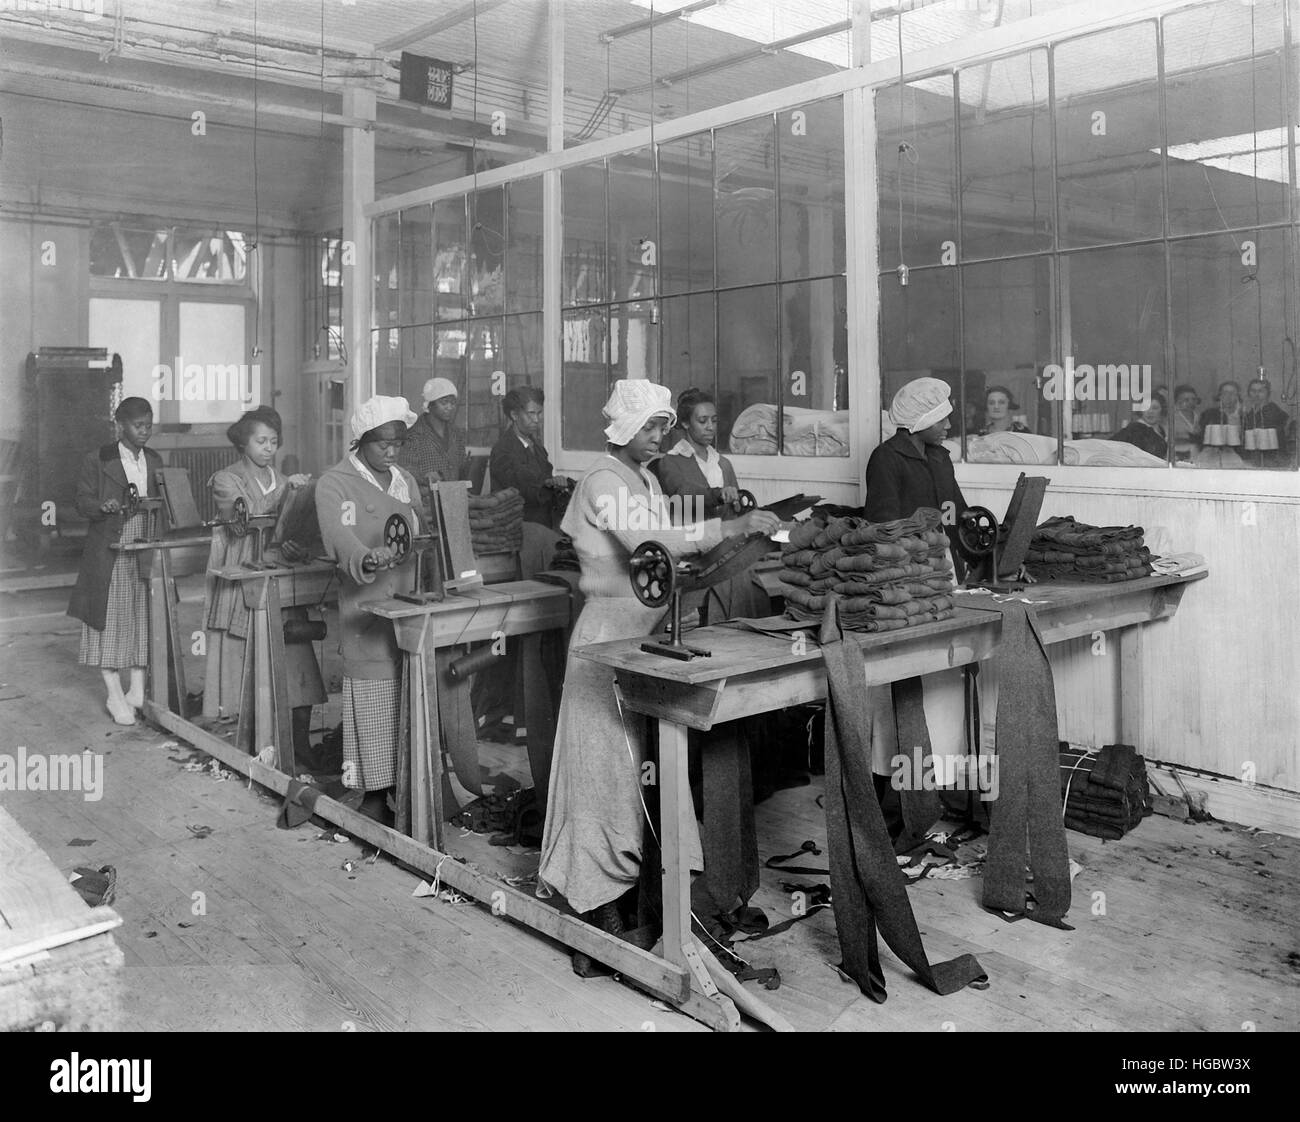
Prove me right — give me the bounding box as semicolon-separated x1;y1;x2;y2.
399;52;455;110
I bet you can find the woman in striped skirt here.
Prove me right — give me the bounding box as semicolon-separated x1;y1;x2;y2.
314;396;423;824
68;397;164;726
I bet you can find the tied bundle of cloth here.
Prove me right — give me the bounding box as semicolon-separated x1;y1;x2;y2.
777;507;956;631
1058;742;1151;840
468;487;524;555
1024;516;1153;583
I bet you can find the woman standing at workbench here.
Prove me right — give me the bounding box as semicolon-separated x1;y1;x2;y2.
538;380;779;964
202;406;324;767
68;396;164;726
315;396;424;824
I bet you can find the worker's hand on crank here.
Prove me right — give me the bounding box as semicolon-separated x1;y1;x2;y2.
100;499;121;515
287;473;312;488
362;546;398;572
735;509;781;538
719;485;740;509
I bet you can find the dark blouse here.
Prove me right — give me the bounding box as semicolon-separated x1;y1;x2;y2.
489;429;558;529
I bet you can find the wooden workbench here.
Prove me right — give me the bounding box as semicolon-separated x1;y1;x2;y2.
366;580;573;847
575;571;1206;1030
204;561;337;773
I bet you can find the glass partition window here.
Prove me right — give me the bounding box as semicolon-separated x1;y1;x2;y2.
374;180;545;446
876;0;1297;470
559;96;848;456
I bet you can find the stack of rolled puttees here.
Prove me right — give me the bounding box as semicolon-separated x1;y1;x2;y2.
468;487;525;555
1024;516;1153;583
778;507;956;631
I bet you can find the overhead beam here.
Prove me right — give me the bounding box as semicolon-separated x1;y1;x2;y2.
614;20;852;96
599;0;724;44
374;0;511;53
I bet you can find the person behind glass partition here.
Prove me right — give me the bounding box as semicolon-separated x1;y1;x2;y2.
979;385;1030;435
1242;377;1290;469
1200;380;1245;449
1110;396;1168;460
1171;384;1201;463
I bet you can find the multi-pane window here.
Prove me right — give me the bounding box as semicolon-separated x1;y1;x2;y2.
877;0;1298;470
373;178;544;448
561;95;849;456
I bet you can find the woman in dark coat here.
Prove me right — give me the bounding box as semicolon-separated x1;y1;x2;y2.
865;377;972;580
68;396;164;725
1110;398;1168;461
488;386;569;532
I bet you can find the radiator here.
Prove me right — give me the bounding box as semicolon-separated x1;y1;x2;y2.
163;448;231;523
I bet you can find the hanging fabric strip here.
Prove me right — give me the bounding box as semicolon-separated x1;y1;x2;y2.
818;593;987;1002
964;598;1072;927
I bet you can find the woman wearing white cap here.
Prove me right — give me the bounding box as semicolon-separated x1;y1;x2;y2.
538;379;780;963
399;377;468;515
314;396;424;823
867;376;972;579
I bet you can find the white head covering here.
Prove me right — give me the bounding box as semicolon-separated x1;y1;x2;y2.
889;377;953;434
602;379;676;446
421;377;459;405
350;395;418;443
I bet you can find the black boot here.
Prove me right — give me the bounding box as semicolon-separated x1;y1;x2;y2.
571;901;625;977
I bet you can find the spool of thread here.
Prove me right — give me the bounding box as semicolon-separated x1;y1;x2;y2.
448;644;505;680
283;619;327;644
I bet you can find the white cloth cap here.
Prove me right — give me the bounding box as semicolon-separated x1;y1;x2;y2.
889;377;953;433
602;379;677;446
421;377;459;404
350;395;418;441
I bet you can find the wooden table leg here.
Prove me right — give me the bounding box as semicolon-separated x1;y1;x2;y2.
265;580;296;775
147;564;169;709
251;606;275;756
160;548;188;716
520;632;555;808
658;718;692;970
1117;623;1144;747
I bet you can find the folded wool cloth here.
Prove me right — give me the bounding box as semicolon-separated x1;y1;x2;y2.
1064;815;1130;841
778;568;813;587
810;547;848;576
1064;792;1145;822
788;519;823;549
1089;743;1142;791
837;540;912;562
468;487;523;510
781;547;820;568
830;582;916;605
834;556;932;578
835;614;914;632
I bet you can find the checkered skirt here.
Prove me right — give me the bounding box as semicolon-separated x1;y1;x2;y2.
79;512;149;670
341;677;400;791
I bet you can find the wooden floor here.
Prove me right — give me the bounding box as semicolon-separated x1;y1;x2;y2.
2;588;1298;1032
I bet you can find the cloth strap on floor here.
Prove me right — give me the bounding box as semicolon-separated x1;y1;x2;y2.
964;598;1072;926
818;594;987;1002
